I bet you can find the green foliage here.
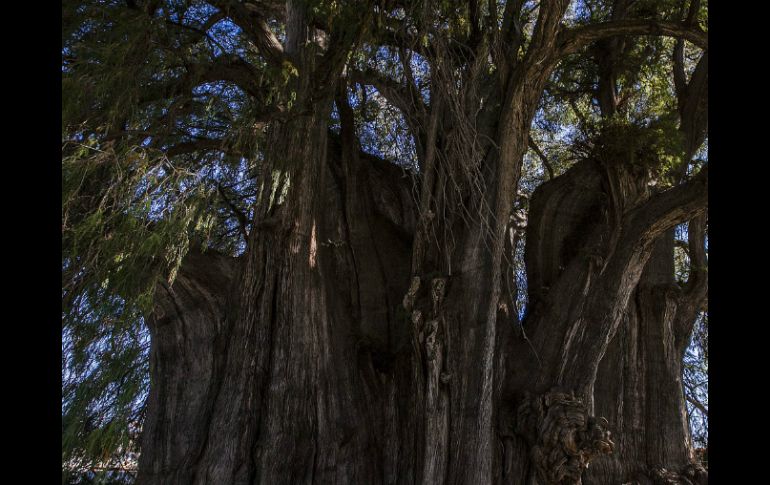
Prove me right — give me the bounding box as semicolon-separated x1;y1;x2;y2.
62;2;169;135
584;116;685;183
62;142;213;303
62;2;258;473
61;137;216;475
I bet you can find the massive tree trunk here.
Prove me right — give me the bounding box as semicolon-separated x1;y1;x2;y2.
141;104;416;483
586;235;707;485
137;127;707;485
135;2;708;484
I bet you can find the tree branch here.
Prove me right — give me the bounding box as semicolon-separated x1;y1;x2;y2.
558;19;707;57
186;56;268;101
553;166;708;395
568;97;590;133
674;212;708;349
217;183;250;242
209;0;286;68
528;135;555;180
673;0;702;97
678;51;708;161
624;164;708;249
685;389;708;417
349;68;427;141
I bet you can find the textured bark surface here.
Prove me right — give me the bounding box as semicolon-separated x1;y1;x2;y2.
134;2;708;483
140;249;237;483
137;133;706;484
139;104;422;484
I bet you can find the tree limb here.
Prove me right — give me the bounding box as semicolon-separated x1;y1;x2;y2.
672;0;701;96
349;67;427;141
186;56;269;101
217;183;251;242
528;135;555;180
209;0;286;68
553;166;708;394
623;164;708;249
678;51;708;161
674;212;708;350
558;19;707;57
685;388;708;417
684;214;708;296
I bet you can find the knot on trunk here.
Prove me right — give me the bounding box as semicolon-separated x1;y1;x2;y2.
424;319;440;361
431;277;447;315
516;390;614;485
403;276;421;312
404;275;450;347
412;309;424;342
646;464;708;485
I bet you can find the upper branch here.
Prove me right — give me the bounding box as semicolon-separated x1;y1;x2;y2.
555;166;708;392
349;68;427;134
528;136;555;180
674;212;708;350
557;19;707;57
623;164;708;248
672;0;701;97
186;56;268;101
678;51;708;161
209;0;286;67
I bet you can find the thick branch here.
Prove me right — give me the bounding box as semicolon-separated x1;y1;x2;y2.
209;0;286;67
350;68;425;114
555;166;707;396
674;213;708;350
672;0;701;96
592;0;633;117
187;56;270;101
492;0;525;76
242;0;286;20
558;19;707;57
349;68;427;145
623;164;708;249
678;51;708;161
673;39;687;97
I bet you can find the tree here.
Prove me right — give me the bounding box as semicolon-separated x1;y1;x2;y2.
62;1;708;484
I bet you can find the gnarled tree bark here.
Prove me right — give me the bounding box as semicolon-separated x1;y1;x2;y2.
136;1;708;484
